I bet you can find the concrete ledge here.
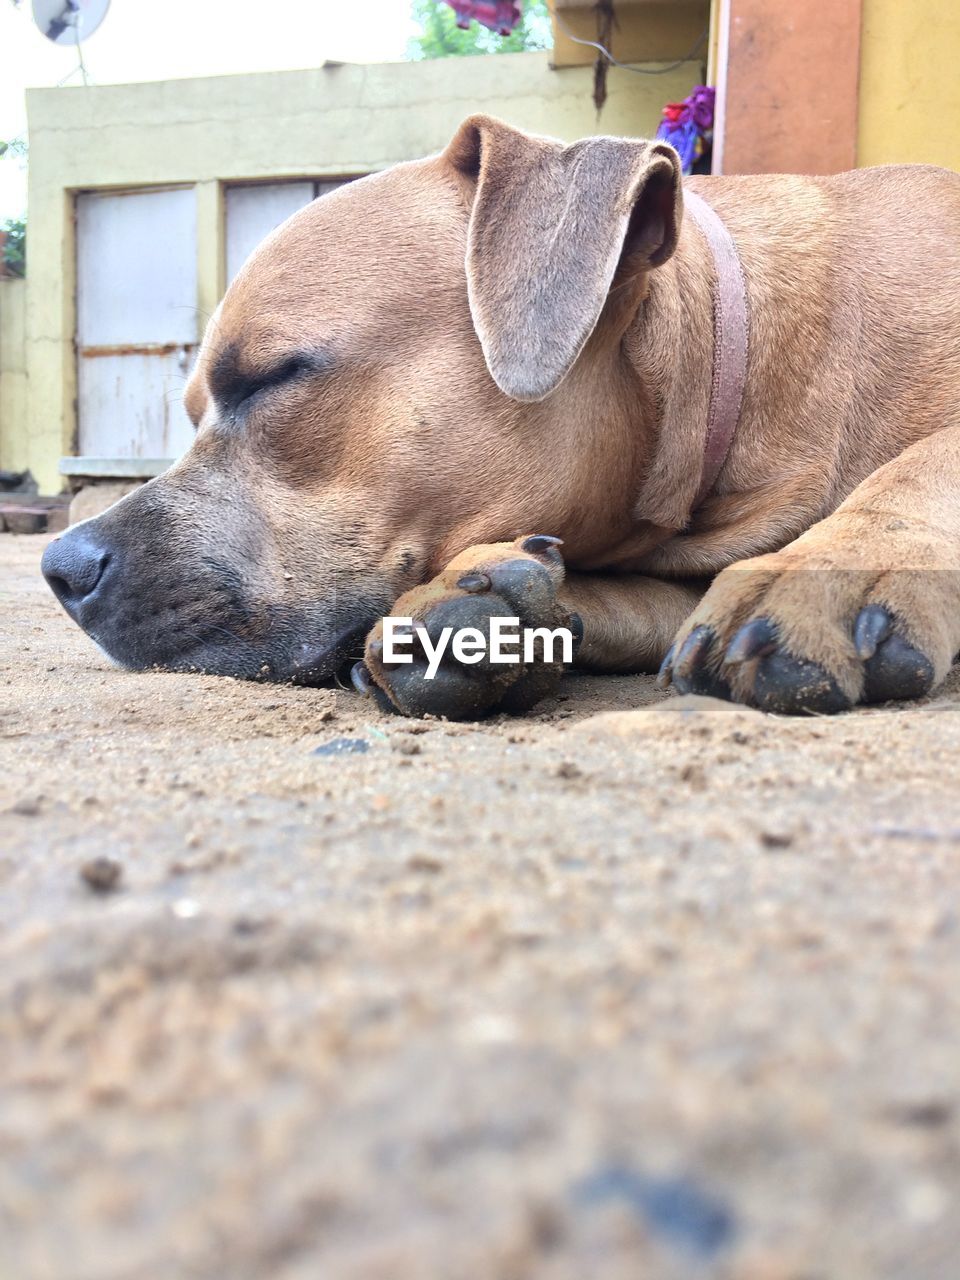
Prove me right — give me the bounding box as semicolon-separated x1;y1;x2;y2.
59;457;173;480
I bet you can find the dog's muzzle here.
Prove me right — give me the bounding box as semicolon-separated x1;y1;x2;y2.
41;521;371;684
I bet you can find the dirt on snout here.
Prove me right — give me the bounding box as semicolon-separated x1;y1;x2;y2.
3;530;960;1280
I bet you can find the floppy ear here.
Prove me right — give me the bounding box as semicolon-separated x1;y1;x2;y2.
444;114;683;402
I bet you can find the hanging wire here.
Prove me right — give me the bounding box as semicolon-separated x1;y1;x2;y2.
546;1;709;75
76;33;89;86
1;7;92;156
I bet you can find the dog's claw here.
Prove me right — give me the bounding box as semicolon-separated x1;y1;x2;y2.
567;611;584;653
725;617;779;665
456;572;491;594
656;644;676;689
351;661;373;695
674;625;714;679
521;534;563;555
670;627;733;700
390;621;424;659
854;604;893;660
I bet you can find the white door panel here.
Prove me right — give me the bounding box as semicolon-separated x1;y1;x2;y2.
77;350;197;459
225;180;352;283
76;186;198;459
225;182;315;283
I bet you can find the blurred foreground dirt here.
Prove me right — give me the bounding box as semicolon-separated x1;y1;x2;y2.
3;532;960;1280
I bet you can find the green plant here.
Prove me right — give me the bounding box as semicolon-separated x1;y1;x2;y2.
1;217;26;276
407;0;551;59
0;133;28;263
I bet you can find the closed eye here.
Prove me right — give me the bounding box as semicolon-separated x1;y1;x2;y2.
208;343;336;415
235;355;313;409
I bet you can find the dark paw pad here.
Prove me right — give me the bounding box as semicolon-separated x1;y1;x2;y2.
752;650;852;715
861;628;935;703
373;657;502;719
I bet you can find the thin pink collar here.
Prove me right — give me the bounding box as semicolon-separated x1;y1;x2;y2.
683;188;749;510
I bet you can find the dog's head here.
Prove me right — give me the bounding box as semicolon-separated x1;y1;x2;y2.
42;116;682;683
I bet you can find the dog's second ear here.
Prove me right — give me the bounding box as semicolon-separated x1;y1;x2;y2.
444;115;682;402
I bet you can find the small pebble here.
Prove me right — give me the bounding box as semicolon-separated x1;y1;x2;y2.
885;1098;953;1127
407;854;444;873
760;830;795;850
79;857;123;894
11;798;41;817
313;737;369;756
555;761;582;779
573;1165;736;1259
232;915;270;936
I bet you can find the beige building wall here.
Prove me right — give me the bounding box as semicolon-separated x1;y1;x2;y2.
0;278;27;475
23;51;701;493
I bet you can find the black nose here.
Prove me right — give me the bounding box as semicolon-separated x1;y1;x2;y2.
41;529;111;617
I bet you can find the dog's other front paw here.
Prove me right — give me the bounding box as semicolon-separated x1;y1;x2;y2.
659;543;960;715
353;536;582;719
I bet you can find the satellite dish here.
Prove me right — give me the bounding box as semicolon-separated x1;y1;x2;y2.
32;0;110;46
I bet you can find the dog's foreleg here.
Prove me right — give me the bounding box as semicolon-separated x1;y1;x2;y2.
661;423;960;713
557;574;705;672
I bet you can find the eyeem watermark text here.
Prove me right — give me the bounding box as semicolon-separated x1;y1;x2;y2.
383;616;574;680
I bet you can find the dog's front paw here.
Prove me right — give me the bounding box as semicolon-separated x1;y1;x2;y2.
353;536;582;719
659;539;960;714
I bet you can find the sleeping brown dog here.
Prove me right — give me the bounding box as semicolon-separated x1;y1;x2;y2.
42;115;960;718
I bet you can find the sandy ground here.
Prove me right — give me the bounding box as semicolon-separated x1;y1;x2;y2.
2;531;960;1280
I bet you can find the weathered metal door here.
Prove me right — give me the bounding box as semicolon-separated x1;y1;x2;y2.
225;181;348;284
76;186;198;459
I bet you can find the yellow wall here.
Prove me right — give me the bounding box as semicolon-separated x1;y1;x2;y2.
24;52;702;493
858;0;960;169
0;278;27;475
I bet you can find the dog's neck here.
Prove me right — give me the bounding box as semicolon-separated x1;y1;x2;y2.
621;207;723;531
